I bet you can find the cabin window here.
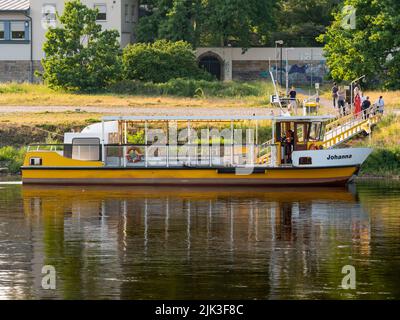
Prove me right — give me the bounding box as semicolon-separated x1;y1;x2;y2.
72;138;101;161
29;157;42;166
309;122;322;141
299;157;312;165
296;124;305;143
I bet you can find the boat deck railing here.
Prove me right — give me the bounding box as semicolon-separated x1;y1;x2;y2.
323;105;381;148
27;143;279;168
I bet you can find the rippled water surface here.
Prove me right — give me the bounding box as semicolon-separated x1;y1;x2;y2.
0;181;399;299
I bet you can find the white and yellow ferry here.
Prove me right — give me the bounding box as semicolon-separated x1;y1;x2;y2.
21;115;372;186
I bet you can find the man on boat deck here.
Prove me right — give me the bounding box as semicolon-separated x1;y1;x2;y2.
281;129;294;164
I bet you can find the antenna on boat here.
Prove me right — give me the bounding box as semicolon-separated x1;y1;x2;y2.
269;70;285;115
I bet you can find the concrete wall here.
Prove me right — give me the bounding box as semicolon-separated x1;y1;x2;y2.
196;47;327;84
0;60;42;82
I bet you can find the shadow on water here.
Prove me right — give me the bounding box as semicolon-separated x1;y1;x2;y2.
0;182;399;299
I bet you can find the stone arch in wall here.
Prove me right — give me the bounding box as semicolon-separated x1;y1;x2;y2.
198;52;224;81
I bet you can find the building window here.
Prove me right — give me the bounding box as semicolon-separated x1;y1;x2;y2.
95;4;107;21
11;21;25;40
131;4;136;23
125;4;129;23
0;22;4;40
42;4;57;28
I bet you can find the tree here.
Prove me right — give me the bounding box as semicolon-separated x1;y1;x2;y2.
136;0;277;48
318;0;400;89
271;0;342;46
122;40;211;83
42;0;121;91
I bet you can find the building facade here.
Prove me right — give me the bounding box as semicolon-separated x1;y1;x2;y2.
0;0;139;82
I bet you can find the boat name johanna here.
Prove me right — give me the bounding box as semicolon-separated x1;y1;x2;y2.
327;154;353;160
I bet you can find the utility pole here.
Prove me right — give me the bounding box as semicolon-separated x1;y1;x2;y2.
275;40;284;87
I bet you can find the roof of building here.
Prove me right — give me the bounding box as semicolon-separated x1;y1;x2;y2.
0;0;30;12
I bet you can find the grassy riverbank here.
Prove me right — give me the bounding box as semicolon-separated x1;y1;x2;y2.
0;81;273;107
353;114;400;178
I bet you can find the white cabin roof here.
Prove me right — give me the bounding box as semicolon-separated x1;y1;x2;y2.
102;115;335;122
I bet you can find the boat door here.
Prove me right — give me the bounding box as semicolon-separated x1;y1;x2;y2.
294;122;308;151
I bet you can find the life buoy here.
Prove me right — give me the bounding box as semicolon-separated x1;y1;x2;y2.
126;147;144;163
309;144;318;150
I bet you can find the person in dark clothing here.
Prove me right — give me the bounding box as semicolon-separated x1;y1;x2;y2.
332;82;339;108
288;86;297;113
281;129;294;164
361;96;371;119
289;86;297;99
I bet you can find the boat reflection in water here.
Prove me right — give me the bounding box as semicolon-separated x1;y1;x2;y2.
18;184;391;300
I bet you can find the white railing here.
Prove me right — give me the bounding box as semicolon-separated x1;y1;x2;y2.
324;105;380;148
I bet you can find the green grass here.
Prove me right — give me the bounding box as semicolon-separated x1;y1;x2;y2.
107;79;272;98
0;146;26;174
357;114;400;177
0;81;273;107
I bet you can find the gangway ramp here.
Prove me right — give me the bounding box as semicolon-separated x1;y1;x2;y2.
323;105;381;149
256;105;382;165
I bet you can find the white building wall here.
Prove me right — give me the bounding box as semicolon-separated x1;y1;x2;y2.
0;43;30;60
30;0;124;61
0;12;31;60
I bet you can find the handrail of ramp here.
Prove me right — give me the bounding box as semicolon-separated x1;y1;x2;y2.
323;105;381;148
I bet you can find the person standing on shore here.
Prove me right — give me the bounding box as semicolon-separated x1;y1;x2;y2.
289;86;297;114
354;92;362;117
337;87;346;116
332;82;339;108
361;96;371;119
376;96;385;114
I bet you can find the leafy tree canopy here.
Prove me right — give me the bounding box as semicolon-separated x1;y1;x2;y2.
42;0;121;91
271;0;342;46
318;0;400;89
137;0;278;48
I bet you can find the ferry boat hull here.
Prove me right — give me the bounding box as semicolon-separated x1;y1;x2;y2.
21;165;359;186
21;115;373;187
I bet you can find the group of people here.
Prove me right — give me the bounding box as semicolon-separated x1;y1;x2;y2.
332;82;384;118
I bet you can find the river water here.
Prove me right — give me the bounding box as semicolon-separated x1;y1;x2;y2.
0;181;399;300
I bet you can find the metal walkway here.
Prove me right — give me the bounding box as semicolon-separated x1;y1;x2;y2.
323;105;381;148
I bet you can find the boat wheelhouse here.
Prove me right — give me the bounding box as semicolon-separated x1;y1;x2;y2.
21;115;372;186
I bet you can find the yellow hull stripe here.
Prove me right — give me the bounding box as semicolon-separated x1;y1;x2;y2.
22;167;357;180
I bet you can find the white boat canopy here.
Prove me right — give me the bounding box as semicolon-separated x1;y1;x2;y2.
102;115;335;122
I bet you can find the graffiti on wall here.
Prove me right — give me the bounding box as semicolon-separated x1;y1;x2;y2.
263;61;327;85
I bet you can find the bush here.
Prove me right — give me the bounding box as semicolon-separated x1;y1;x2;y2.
122;40;212;83
108;79;270;98
0;146;26;174
360;147;400;177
